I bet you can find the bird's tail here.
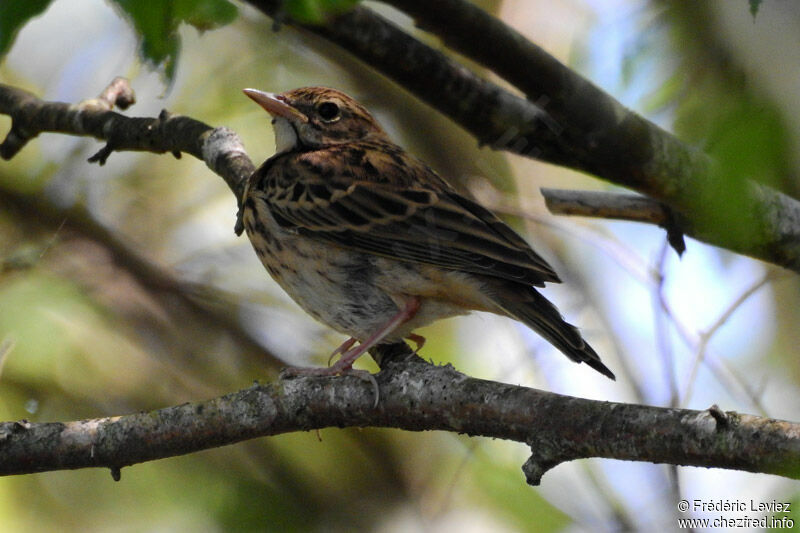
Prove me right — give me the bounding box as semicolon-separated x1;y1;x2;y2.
489;283;615;380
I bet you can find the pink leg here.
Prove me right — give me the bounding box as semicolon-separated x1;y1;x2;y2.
281;297;421;406
406;333;426;354
329;297;420;373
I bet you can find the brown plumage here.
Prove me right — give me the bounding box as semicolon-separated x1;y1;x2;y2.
242;87;614;382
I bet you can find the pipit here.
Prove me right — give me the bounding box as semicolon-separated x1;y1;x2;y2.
241;87;614;388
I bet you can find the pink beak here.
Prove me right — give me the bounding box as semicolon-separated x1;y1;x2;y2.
242;88;308;123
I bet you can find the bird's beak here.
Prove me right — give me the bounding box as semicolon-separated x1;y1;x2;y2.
242;88;308;123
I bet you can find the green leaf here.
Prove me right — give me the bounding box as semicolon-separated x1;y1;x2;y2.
285;0;361;25
174;0;238;31
109;0;237;82
0;0;53;58
749;0;763;20
690;99;790;249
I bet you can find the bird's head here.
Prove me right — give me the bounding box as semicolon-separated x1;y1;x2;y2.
243;86;385;152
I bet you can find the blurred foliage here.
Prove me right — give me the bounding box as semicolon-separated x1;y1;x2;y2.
749;0;763;19
283;0;361;24
0;0;53;58
58;0;364;82
108;0;238;81
470;449;569;532
641;1;796;251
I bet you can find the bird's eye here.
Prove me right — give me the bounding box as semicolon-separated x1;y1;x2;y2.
316;101;341;122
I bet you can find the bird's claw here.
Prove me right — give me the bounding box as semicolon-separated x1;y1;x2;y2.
406;333;426;354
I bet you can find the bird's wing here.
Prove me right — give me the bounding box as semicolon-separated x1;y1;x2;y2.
252;170;560;286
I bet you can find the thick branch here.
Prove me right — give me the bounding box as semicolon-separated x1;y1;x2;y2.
0;358;797;484
245;0;800;272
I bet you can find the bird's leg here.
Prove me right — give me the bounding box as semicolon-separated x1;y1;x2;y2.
329;296;420;373
406;333;426;354
281;297;421;407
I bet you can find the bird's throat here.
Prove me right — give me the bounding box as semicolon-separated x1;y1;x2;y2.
272;117;299;154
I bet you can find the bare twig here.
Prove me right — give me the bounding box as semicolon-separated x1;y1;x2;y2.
0;337;14;381
541;188;687;255
681;272;780;406
655;275;771;415
652;240;680;407
542;189;671;225
472;183;654;285
0;80;254;208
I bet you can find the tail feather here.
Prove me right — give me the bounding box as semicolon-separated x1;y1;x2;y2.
491;284;615;380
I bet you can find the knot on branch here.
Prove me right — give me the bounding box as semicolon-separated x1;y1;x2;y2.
369;341;419;368
79;77;136;112
0;419;32;443
0;89;41;160
523;444;580;486
0;127;31;160
87;108;177;166
707;404;731;430
659;203;687;256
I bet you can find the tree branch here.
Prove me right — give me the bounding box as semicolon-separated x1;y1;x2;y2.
541;188;688;255
0;355;797;484
0;80;254;206
542;189;674;226
245;0;800;272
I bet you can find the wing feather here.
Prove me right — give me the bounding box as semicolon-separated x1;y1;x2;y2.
252;174;560;285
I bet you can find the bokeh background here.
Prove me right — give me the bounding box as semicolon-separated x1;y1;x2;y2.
1;0;799;531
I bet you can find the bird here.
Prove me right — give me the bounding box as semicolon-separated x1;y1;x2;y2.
240;86;614;387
